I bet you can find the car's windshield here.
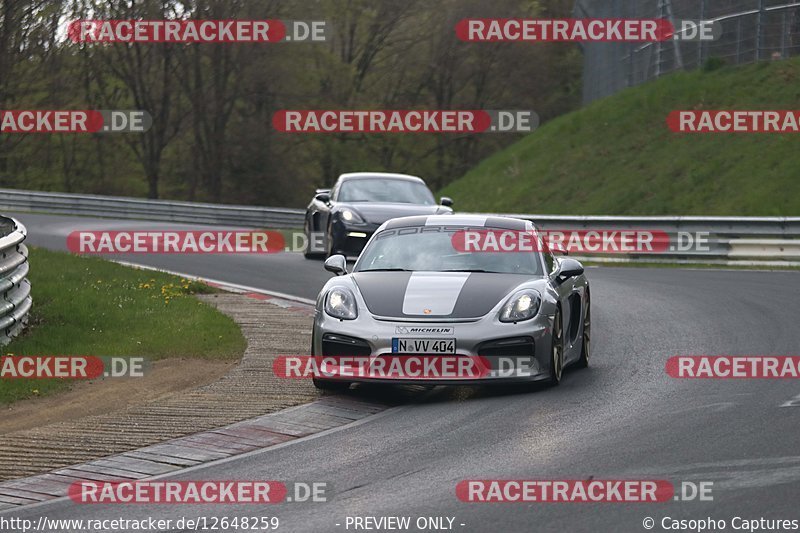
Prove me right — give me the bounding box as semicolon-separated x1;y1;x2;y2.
355;226;544;276
337;178;435;204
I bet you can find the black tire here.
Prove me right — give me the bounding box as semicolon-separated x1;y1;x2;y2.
576;289;591;368
547;309;564;386
325;225;337;258
303;218;322;259
312;376;351;391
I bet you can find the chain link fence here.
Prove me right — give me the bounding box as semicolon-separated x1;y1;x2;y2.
576;0;800;103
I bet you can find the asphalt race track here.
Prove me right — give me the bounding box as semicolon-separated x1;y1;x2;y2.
4;212;800;532
9;213;331;300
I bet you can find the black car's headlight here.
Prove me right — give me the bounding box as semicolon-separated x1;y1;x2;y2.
340;208;365;224
324;287;358;320
499;289;541;323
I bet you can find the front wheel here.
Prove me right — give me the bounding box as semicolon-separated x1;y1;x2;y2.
547;310;564;386
303;218;322;259
325;225;338;258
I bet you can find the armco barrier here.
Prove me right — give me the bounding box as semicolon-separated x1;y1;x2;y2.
0;216;32;345
1;188;799;265
482;213;800;265
0;188;305;229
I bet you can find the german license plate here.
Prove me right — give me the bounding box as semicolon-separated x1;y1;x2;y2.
392;338;456;354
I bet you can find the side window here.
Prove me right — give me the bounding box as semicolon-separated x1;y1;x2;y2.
531;226;555;274
544;250;555;273
539;235;555;273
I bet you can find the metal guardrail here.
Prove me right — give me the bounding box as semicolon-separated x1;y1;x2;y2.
0;216;32;345
475;213;800;265
0;188;305;229
1;188;799;265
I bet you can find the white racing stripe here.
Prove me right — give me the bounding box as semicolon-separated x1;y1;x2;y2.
425;215;486;226
402;272;470;316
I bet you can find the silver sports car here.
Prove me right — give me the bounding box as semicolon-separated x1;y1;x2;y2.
311;214;590;390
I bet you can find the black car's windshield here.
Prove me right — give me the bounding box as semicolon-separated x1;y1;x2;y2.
355;227;544;276
337;178;435;204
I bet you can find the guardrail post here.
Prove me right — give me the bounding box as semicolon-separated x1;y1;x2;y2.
627;48;634;87
781;11;788;58
736;17;743;64
697;0;706;68
756;0;765;62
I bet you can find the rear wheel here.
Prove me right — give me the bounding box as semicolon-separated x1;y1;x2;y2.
547;310;564;386
576;290;591;368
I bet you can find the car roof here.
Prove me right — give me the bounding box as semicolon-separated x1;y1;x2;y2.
381;214;532;231
337;172;425;183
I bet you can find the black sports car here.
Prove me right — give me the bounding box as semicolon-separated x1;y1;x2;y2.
303;172;454;258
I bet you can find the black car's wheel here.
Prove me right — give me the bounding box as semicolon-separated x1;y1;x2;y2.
312;376;351;391
547;309;564;386
576;289;591;368
326;225;337;257
303;218;323;259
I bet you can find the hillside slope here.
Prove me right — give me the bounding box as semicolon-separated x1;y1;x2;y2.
441;58;800;215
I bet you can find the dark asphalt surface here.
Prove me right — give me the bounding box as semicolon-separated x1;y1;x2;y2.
4;212;800;533
7;212;332;300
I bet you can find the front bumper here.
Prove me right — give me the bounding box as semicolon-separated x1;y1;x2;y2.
330;221;380;257
312;308;554;384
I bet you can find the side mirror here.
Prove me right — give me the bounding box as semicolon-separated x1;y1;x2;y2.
324;254;347;276
315;192;331;204
440;196;454;207
555;258;584;282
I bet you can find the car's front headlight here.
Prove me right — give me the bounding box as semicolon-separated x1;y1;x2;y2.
499;290;541;323
340;209;364;223
324;287;358;320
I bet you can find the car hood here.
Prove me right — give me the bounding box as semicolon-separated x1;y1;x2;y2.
342;203;450;224
351;271;532;319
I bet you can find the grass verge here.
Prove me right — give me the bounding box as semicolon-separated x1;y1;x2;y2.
441;56;800;215
0;247;246;405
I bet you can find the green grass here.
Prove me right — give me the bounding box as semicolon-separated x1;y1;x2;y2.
0;247;247;405
441;57;800;216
